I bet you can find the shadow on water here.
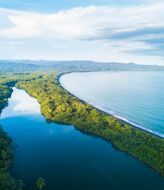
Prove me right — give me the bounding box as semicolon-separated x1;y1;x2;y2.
45;117;163;176
1;87;164;190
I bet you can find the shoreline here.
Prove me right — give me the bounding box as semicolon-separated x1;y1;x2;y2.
59;72;163;139
16;72;164;176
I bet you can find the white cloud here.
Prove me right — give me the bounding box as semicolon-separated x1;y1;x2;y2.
0;2;164;65
0;3;164;40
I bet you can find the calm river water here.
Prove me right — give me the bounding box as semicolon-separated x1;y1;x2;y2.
0;87;163;190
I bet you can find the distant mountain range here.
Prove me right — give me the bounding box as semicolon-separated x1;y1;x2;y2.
0;60;164;73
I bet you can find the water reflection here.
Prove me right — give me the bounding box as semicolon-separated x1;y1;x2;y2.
1;87;40;119
0;87;164;190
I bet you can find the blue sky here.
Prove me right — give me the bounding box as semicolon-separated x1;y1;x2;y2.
0;0;149;12
0;0;164;65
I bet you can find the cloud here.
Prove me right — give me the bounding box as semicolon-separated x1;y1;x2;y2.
0;1;164;64
106;27;164;41
1;88;40;119
1;3;164;39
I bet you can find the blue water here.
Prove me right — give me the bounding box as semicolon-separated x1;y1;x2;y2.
60;71;164;137
0;87;164;190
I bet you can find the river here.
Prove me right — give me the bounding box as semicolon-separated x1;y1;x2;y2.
0;87;164;190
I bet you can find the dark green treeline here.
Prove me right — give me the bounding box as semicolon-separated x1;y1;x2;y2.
16;73;164;176
0;76;24;190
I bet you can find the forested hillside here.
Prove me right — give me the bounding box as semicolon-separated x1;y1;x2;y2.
1;60;164;74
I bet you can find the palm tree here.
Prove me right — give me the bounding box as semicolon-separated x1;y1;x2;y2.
36;177;46;190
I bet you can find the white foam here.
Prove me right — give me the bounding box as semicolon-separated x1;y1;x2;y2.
60;75;164;138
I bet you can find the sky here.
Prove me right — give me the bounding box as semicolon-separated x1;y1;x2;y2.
0;0;164;65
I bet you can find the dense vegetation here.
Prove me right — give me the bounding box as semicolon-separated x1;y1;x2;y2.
0;73;33;114
0;77;24;190
0;84;12;115
16;73;164;176
0;127;24;190
0;70;163;190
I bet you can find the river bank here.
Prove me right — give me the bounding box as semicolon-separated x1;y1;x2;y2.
0;79;24;190
1;87;164;190
16;73;164;176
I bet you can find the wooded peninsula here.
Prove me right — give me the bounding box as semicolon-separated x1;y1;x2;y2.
0;72;164;190
16;73;164;176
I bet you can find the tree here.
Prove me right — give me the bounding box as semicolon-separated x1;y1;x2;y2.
36;177;46;190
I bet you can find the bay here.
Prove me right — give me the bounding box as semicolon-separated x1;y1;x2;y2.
60;71;164;137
